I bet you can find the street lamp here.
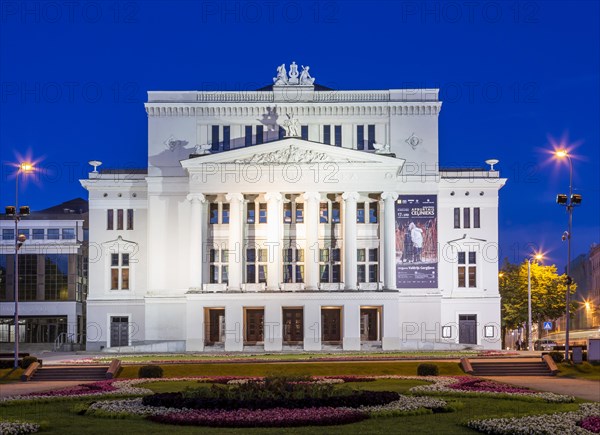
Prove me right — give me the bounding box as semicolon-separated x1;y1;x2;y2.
527;253;543;351
555;149;581;361
4;162;33;369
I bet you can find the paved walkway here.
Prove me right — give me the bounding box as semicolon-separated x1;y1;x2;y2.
483;376;600;401
0;381;96;398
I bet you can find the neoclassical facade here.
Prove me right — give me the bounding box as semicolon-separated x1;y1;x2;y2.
82;64;506;352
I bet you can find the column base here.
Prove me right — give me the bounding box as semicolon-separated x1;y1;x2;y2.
382;337;401;351
225;338;244;352
303;338;321;351
185;339;204;352
343;337;361;351
264;338;283;351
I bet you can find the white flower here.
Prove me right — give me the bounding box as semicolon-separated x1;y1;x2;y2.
0;420;40;435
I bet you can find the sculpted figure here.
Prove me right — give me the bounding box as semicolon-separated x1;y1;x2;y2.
273;64;288;85
299;66;315;85
282;113;300;137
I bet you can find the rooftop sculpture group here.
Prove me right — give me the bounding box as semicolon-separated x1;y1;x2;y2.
273;62;315;86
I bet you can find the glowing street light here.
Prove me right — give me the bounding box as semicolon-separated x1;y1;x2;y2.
527;253;543;351
555;149;581;361
4;162;34;369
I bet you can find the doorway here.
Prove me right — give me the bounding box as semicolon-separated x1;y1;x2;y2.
245;308;264;343
360;307;381;341
283;308;303;343
459;314;477;345
205;308;225;345
321;307;342;343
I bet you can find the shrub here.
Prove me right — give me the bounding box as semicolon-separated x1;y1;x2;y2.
549;351;565;363
20;356;38;369
417;363;439;376
138;365;163;378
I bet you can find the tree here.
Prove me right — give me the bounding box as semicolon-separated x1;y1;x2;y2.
498;258;576;349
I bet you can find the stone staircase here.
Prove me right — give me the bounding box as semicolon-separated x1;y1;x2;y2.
471;361;553;376
30;365;109;382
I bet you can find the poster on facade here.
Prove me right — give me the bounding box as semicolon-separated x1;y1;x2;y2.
395;195;438;288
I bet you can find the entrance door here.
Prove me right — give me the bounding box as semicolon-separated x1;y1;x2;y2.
110;316;129;347
321;308;341;342
360;308;379;341
459;314;477;345
207;309;225;344
283;308;303;343
245;309;264;343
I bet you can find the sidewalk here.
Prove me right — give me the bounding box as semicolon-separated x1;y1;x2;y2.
482;376;600;401
0;381;96;398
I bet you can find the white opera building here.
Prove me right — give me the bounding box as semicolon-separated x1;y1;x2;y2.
81;63;506;352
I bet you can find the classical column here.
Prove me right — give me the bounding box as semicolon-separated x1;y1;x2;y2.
342;192;360;290
186;193;206;289
264;192;282;290
226;193;244;291
303;192;321;290
381;192;399;290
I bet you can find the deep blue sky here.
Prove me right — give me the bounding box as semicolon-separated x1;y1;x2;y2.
1;0;598;269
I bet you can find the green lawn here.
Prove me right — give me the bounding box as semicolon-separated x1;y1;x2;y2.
118;361;464;379
0;381;582;435
557;362;600;380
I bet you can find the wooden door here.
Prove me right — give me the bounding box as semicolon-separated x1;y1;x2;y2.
245;309;264;343
321;308;341;342
283;308;303;343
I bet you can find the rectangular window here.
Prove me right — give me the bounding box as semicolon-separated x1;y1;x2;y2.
357;265;366;283
334;125;342;146
117;209;124;230
222;203;230;224
62;228;75;240
368;203;378;223
458;251;466;287
357;203;365;223
454;208;460;229
211;125;220;151
319;203;329;223
332;202;341;223
223;126;230;150
2;229;14;241
323;125;331;144
110;253;129;290
283;202;292;223
32;229;44;240
47;229;59;240
246;248;267;284
301;125;309;140
283;247;304;283
107;209;114;230
245;125;253;146
474;207;480;228
357;125;365;150
44;254;69;300
256;125;264;144
279;126;285;140
247;204;256;224
463;208;470;229
357;248;379;283
295;203;304;223
18;254;38;301
127;209;134;230
319;247;341;283
209;248;228;284
209;203;219;224
258;203;267;223
367;124;375;150
457;251;476;288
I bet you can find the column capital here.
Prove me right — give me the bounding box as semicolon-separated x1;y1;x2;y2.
342;191;360;202
381;191;399;201
264;192;283;203
186;193;206;203
302;191;321;202
225;192;244;203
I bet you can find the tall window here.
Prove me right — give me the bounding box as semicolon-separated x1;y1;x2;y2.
334;125;342;146
209;248;228;284
246;248;267;284
256;125;264;144
19;254;38;301
454;208;460;228
62;228;75;240
222;203;230;224
357;125;365;150
457;251;476;288
367;124;375;150
107;209;114;230
283;247;304;283
301;125;309;140
223;126;230;151
2;229;14;241
32;229;44;240
323;125;331;144
0;255;7;300
319;203;329;223
209;203;219;224
368;202;378;223
463;208;470;229
211;125;220;151
474;207;481;228
357;248;378;283
47;229;59;240
245;125;253;146
283;199;304;224
127;209;134;230
319;248;341;283
258;202;267;223
45;254;69;300
117;209;124;230
110;253;129;290
357;203;365;223
279;126;285;139
332;202;341;223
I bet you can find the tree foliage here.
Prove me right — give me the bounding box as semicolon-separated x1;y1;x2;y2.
499;258;576;345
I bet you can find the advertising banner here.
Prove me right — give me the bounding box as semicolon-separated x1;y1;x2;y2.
395;195;438;288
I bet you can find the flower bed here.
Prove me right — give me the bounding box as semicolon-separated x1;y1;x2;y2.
578;415;600;433
0;420;40;435
147;407;368;428
467;403;600;434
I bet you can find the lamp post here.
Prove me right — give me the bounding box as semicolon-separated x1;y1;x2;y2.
4;162;33;369
555;150;581;361
527;253;543;351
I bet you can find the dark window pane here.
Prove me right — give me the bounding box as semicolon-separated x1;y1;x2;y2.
111;269;119;290
127;209;134;230
301;125;308;140
458;266;466;287
323;125;331;144
247;206;256;224
117;209;124;230
107;210;114;230
122;254;129;267
468;267;476;287
357;206;365;223
121;268;129;290
369;203;378;223
369;248;378;262
111;254;119;266
357;125;365;150
320;264;330;282
32;229;44;240
247;265;256;283
369;265;378;283
332;202;340;223
295;203;304;223
319;203;329;223
283;203;292;223
454;208;460;228
463;208;470;228
458;252;466;264
47;229;59;240
474;207;480;228
367;124;375;150
210;249;218;263
332;265;341;282
332;249;341;262
211;125;220;151
468;252;476;264
334;125;342;146
256;125;264;144
279;126;285;140
245;126;253;146
357;265;366;283
246;249;256;263
210;204;219;224
259;203;267;223
223;126;230;150
222;203;229;224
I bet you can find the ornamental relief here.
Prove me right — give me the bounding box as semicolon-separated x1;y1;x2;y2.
231;145;361;165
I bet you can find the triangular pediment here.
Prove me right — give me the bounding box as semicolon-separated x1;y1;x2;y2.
181;138;405;168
